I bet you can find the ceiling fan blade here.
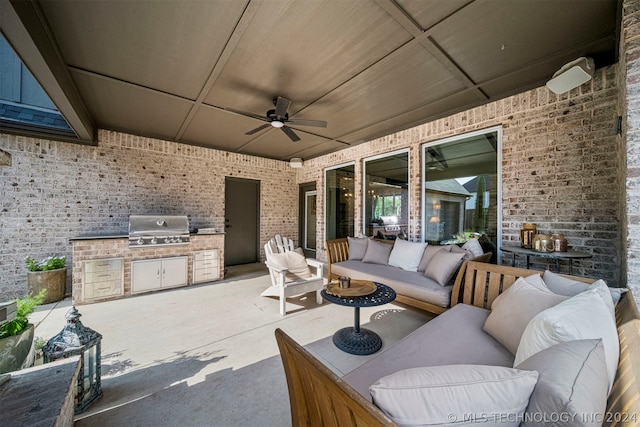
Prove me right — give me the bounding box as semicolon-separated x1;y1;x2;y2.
287;118;327;128
225;107;269;122
281;126;301;142
246;123;272;135
274;96;291;119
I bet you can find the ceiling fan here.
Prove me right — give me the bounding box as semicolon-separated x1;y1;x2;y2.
227;96;327;142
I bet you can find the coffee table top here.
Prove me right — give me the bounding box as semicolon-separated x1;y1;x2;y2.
321;282;396;308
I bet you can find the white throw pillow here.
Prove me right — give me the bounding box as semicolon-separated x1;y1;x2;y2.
423;250;465;286
483;277;568;355
387;239;427;272
347;236;369;260
513;289;619;392
266;248;312;283
370;365;538;427
462;238;484;257
543;269;628;304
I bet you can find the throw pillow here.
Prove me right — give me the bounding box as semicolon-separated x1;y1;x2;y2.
450;244;475;260
347;236;369;260
370;365;538;427
513;288;619;392
543;270;628;304
483;277;568;355
423;250;465;286
361;239;393;265
516;339;608;427
266;247;312;283
462;238;484;257
387;239;427;272
417;244;451;272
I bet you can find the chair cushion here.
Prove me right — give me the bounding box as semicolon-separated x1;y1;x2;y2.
347;236;369;260
266;248;312;283
462;238;484;257
483;277;567;355
387;239;426;272
362;239;393;265
514;288;619;392
516;339;608;427
423;250;465;286
370;365;537;427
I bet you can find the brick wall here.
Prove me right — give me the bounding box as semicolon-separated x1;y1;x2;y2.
300;65;622;286
0;130;298;300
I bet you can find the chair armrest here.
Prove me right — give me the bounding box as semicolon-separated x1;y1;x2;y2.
265;260;289;273
305;259;325;279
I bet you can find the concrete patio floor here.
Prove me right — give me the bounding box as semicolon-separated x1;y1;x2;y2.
31;263;433;426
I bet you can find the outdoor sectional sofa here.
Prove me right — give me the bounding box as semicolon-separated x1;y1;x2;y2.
326;237;491;314
275;261;640;426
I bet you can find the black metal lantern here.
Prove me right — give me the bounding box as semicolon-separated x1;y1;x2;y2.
42;306;102;413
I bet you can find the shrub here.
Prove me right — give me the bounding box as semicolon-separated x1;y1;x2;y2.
0;289;47;339
25;255;66;272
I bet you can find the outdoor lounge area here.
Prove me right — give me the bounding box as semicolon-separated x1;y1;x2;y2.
3;0;640;425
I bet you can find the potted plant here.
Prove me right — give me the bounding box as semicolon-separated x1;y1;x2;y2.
25;255;66;304
0;290;46;374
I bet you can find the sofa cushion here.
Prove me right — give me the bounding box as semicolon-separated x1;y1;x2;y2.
266;248;312;282
516;339;608;427
388;239;426;272
343;304;515;400
424;250;465;286
370;365;538;427
483;277;567;355
514;288;619;392
362;239;393;265
347;236;369;260
330;260;452;307
450;244;475;260
417;244;451;272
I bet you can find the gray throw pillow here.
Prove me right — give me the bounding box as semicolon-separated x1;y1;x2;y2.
361;239;393;265
347;236;369;260
423;250;465;286
516;339;608;427
417;244;451;272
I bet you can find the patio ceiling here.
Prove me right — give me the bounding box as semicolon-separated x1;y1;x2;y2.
0;0;619;161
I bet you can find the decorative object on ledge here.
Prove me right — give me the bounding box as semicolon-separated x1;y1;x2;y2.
532;234;554;252
42;306;102;414
0;149;10;166
519;223;537;249
551;233;568;252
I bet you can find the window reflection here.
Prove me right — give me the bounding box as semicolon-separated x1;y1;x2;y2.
364;151;409;240
326;165;355;239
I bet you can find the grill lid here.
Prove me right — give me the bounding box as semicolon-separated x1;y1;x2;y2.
129;215;189;236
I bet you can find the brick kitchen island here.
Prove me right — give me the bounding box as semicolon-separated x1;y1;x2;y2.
71;233;224;305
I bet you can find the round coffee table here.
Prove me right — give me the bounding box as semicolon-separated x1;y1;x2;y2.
321;282;396;355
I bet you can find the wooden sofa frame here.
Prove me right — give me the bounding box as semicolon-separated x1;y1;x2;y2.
276;261;640;427
325;238;491;315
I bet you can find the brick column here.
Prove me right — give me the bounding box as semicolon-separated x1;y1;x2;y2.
623;0;640;302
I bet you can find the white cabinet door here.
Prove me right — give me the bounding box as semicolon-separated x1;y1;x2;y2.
131;259;162;293
161;257;188;288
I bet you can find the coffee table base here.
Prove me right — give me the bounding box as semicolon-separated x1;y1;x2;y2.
332;327;382;355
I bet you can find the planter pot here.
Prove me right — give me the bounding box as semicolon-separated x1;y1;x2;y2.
0;324;35;374
27;267;66;303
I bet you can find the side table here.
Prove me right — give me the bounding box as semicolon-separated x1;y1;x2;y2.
321;282;396;355
500;246;592;275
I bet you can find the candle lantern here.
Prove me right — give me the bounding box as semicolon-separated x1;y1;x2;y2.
42;306;102;414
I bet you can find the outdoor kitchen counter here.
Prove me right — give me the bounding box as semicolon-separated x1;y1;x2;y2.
70;233;225;305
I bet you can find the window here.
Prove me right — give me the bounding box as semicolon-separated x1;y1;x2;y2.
364;150;409;239
325;164;355;239
422;127;500;249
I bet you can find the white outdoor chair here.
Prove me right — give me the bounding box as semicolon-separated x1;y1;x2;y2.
262;235;324;315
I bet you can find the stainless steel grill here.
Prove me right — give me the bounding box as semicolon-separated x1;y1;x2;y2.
128;215;190;248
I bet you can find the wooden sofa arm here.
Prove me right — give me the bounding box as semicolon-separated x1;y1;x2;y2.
325;238;349;280
275;328;397;426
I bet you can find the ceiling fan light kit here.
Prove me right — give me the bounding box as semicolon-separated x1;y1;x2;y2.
228;96;327;142
546;57;595;94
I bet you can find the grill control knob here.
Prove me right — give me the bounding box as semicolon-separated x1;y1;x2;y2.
151;237;157;245
137;238;144;245
176;236;182;243
164;237;170;244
